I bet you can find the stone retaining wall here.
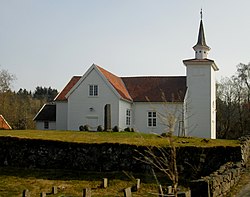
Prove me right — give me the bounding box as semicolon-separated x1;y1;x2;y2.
0;136;242;181
240;136;250;166
190;136;250;197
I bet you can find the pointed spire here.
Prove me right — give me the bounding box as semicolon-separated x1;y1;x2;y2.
193;9;210;59
195;18;209;48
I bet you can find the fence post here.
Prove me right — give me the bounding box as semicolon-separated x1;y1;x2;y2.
167;186;172;194
158;185;164;197
124;187;132;197
83;188;91;197
132;178;141;192
22;189;30;197
40;192;46;197
52;186;58;194
136;178;140;190
102;178;108;188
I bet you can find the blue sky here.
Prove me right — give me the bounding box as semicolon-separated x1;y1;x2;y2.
1;0;250;91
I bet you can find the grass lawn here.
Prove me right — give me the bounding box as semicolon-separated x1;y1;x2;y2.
0;130;240;196
0;129;240;147
0;167;169;197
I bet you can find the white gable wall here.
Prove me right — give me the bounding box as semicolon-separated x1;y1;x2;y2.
133;102;184;135
67;68;120;131
56;101;68;130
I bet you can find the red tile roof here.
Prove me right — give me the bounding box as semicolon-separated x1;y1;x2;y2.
122;76;186;102
54;76;81;101
54;66;187;103
0;115;12;130
97;66;132;101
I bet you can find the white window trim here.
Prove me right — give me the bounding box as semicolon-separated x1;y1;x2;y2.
147;111;157;127
89;84;98;97
126;109;131;126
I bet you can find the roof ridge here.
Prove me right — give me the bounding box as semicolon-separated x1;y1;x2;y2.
121;76;186;78
96;65;132;101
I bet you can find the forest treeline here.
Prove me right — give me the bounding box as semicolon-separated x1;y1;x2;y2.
0;87;58;129
0;63;250;139
0;68;58;129
217;63;250;139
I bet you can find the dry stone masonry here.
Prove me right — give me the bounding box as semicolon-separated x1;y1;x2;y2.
0;136;241;178
1;136;250;197
190;135;250;197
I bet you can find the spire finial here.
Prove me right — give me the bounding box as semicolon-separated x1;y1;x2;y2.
193;8;210;59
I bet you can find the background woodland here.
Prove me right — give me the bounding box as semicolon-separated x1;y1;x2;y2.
0;68;57;129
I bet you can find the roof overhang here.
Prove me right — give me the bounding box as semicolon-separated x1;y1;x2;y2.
183;58;219;71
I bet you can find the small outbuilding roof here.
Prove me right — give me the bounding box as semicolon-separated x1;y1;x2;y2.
0;115;12;130
33;103;56;121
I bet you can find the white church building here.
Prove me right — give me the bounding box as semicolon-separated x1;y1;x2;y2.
34;12;219;139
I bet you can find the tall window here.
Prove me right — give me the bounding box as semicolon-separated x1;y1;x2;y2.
148;111;156;127
44;121;49;129
89;85;98;96
126;109;131;126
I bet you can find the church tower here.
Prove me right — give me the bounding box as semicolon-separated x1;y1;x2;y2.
183;10;219;139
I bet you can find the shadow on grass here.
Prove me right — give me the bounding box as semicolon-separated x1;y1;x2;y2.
0;167;173;185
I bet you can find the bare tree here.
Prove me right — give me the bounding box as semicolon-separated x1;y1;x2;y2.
237;63;250;94
217;77;238;138
237;63;250;133
217;62;250;138
136;129;178;196
136;93;180;196
0;66;16;93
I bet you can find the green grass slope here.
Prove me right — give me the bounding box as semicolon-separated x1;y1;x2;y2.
0;130;239;147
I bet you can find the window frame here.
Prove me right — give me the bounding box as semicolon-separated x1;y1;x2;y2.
44;121;49;129
147;111;157;127
89;84;98;97
126;109;131;126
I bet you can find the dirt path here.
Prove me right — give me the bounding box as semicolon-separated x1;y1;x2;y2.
228;163;250;196
236;183;250;197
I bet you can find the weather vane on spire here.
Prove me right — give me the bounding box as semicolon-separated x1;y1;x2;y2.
200;8;203;20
